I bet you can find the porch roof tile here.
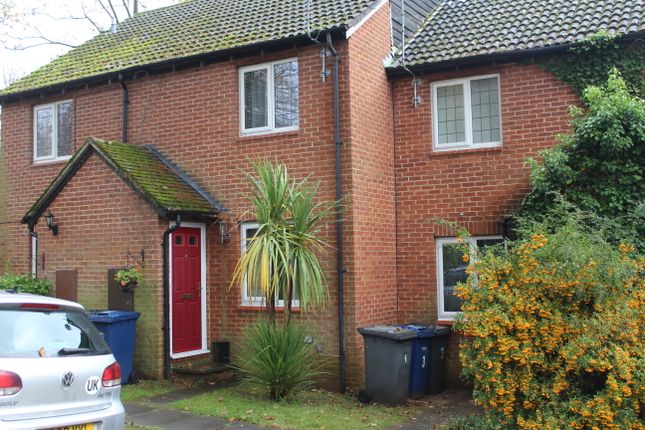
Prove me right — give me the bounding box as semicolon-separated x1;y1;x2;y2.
23;138;224;225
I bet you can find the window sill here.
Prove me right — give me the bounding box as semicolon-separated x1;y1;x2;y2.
436;320;455;327
239;305;300;313
430;145;503;158
237;129;299;142
32;158;71;167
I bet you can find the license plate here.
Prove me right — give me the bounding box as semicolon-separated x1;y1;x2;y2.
47;424;93;430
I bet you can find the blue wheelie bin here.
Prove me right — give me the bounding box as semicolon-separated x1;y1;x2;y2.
88;310;140;384
400;324;451;398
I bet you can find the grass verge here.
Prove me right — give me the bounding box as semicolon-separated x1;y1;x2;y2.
168;386;423;429
120;379;176;403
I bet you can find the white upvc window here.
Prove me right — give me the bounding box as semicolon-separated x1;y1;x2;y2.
431;74;502;152
436;236;504;320
239;58;299;135
240;222;299;308
33;100;73;163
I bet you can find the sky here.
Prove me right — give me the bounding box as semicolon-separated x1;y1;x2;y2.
0;0;178;89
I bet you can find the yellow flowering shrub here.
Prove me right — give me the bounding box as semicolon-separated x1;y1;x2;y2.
454;221;644;429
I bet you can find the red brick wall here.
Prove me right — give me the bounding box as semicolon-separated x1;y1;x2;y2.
0;41;354;382
1;84;127;275
32;154;166;377
344;2;398;387
392;63;579;385
0;9;581;390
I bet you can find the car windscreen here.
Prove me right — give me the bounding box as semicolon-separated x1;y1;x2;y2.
0;308;111;358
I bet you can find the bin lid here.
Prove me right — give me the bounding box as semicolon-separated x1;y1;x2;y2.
88;310;141;323
357;325;417;341
400;324;451;338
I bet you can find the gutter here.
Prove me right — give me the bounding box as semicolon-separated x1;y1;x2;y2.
162;215;181;379
386;44;573;76
326;31;346;394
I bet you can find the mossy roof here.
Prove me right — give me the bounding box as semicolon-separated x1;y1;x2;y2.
1;0;376;97
392;0;645;68
23;138;223;225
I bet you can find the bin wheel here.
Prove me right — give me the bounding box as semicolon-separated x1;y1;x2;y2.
129;370;142;384
358;389;373;404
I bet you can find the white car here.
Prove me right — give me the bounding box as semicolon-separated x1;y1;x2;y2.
0;290;125;430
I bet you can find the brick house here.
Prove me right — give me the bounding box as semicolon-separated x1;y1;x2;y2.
0;0;642;388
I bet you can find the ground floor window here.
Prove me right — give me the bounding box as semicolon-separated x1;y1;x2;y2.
436;236;503;320
240;222;299;308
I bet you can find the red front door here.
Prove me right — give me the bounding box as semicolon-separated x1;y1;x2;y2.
171;227;203;354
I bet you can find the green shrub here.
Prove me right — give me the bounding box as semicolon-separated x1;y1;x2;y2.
454;214;644;429
235;318;325;401
0;273;52;295
522;71;645;252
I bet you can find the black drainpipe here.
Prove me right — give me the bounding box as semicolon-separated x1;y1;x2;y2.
119;73;129;143
326;32;346;394
162;215;181;379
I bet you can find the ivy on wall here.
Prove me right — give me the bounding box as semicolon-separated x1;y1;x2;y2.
540;31;645;99
521;70;645;252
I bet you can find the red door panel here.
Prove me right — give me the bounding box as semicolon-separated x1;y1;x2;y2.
171;227;202;354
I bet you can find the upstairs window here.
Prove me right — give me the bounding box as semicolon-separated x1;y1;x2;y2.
431;75;501;151
436;236;504;320
239;59;299;135
33;100;73;163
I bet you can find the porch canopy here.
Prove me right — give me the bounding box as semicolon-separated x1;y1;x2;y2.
22;137;225;226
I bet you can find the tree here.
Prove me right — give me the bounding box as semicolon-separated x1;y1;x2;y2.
0;1;171;51
230;161;334;401
231;161;333;325
521;70;645;251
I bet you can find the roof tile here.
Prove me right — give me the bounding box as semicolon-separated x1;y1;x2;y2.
2;0;374;96
398;0;645;67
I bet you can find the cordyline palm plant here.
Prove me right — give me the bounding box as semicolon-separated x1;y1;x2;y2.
230;161;335;400
231;160;334;325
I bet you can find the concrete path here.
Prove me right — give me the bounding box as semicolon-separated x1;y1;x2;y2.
392;390;480;429
125;402;272;429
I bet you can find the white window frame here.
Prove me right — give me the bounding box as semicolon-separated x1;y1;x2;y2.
436;235;503;320
33;100;73;163
240;222;299;308
431;74;502;152
239;58;299;136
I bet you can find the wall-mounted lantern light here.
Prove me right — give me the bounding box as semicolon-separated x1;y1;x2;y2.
217;220;231;245
45;210;59;236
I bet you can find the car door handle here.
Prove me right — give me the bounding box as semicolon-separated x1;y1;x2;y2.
181;293;193;299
